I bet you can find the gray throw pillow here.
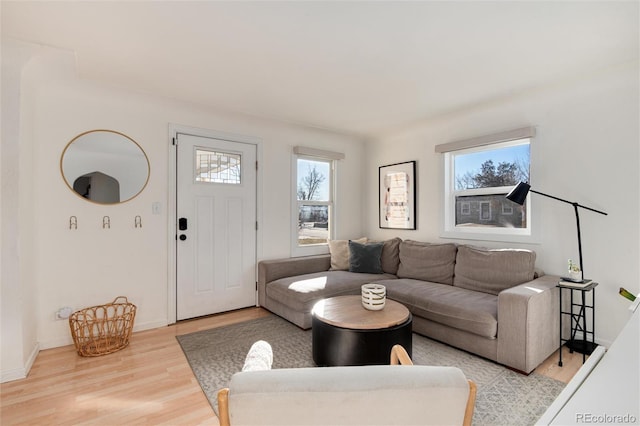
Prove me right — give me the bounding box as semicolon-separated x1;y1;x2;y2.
349;240;384;274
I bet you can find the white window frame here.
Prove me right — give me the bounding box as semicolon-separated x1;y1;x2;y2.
437;128;535;243
291;149;340;257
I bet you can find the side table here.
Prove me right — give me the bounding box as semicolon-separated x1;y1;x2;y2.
557;281;598;366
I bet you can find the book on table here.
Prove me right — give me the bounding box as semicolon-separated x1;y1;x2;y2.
558;278;593;288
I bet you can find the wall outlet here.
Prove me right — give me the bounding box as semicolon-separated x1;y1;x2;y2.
55;307;73;320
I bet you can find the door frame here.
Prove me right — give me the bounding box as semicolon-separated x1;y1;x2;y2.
167;124;263;324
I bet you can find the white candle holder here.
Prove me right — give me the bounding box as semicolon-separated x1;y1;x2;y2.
361;284;386;311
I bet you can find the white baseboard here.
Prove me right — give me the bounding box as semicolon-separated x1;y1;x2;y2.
132;319;168;333
39;319;170;350
0;341;40;383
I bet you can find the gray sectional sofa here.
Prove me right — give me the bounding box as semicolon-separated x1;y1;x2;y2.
258;238;561;373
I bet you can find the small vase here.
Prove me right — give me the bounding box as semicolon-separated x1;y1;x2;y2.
361;284;386;311
569;270;582;282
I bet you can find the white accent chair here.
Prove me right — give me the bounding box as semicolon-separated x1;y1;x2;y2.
217;344;476;426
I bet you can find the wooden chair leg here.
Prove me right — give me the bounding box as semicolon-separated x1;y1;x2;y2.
217;388;230;426
390;344;413;365
463;380;477;426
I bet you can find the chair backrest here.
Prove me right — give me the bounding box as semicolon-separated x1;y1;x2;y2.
217;351;476;426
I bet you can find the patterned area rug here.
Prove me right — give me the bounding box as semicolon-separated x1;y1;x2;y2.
177;314;565;425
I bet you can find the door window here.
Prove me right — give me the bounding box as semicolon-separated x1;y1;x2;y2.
195;149;241;184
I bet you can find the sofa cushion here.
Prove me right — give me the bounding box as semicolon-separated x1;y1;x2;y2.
266;271;396;313
381;278;498;338
453;245;536;295
380;237;402;275
328;237;367;270
349;240;384;274
397;241;457;285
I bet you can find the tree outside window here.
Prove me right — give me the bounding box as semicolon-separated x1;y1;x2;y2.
296;158;332;247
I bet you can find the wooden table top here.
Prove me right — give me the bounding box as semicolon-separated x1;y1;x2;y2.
311;295;410;330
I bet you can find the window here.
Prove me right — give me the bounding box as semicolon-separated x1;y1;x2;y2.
502;203;514;215
436;127;534;241
292;147;342;256
195;149;241;184
461;202;471;215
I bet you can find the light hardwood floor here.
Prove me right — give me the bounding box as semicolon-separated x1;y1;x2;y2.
1;307;585;425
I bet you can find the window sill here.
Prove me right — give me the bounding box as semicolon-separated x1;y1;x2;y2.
440;229;540;245
291;244;329;258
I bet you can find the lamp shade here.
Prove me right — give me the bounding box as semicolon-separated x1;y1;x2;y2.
506;182;531;205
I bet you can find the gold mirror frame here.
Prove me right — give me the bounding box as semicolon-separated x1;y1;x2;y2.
60;130;150;205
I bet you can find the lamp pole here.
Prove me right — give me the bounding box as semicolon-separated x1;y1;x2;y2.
528;189;607;280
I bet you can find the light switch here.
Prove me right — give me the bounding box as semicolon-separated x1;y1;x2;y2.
152;202;161;215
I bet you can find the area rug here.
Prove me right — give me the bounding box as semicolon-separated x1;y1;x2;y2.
176;314;565;425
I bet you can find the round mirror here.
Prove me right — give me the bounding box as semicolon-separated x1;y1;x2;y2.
60;130;150;204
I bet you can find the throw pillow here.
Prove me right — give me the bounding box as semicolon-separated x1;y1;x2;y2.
328;237;367;270
348;240;384;274
242;340;273;372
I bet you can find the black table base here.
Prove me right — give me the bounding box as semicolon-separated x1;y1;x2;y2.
312;314;413;366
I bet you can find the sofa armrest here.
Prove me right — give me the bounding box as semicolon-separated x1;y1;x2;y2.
497;274;561;373
257;255;331;306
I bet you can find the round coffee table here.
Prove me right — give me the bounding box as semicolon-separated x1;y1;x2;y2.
311;295;412;366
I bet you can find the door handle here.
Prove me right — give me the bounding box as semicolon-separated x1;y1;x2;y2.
179;217;188;231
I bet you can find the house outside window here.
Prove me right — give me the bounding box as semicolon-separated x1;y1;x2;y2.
437;127;534;241
292;147;342;256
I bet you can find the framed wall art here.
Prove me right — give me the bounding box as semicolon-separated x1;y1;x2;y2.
379;161;416;229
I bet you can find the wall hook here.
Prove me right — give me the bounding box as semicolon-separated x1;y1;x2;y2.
135;215;142;228
103;216;111;229
69;216;77;230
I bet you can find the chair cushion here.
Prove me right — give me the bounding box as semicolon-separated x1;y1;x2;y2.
454;245;536;295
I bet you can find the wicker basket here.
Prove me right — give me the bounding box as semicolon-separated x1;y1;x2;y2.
69;296;137;357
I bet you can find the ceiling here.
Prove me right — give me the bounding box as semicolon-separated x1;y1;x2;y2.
2;1;638;138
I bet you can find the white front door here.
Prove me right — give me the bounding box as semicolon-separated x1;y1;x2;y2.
176;133;257;320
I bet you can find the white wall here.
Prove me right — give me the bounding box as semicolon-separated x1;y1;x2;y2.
364;62;640;346
3;44;365;361
1;40;41;382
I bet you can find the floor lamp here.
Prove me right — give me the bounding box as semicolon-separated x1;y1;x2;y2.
505;181;608;281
